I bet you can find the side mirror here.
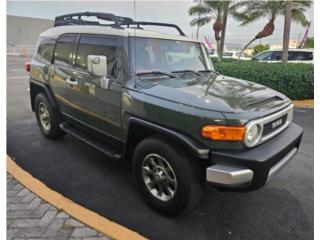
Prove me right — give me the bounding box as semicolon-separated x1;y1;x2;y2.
87;55;107;77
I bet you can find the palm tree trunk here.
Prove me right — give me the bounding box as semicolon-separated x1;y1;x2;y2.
282;0;292;63
237;37;256;62
219;3;229;61
216;40;220;61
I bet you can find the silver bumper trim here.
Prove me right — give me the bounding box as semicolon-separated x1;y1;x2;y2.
267;147;298;182
206;164;253;187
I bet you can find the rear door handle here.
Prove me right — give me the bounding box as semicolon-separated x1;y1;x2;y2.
66;77;78;86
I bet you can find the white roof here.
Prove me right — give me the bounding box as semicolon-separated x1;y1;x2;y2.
264;48;313;52
40;25;202;42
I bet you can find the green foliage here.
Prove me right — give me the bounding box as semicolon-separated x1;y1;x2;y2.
253;44;270;56
304;37;314;48
211;58;314;100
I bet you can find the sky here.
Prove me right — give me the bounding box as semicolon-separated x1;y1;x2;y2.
7;0;314;48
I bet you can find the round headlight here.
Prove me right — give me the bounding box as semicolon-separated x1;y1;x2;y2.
244;124;261;147
287;107;294;122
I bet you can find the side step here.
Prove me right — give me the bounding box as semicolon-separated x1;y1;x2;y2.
59;122;122;160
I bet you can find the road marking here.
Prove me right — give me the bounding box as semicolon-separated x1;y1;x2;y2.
7;76;28;79
7;156;147;240
8;69;25;72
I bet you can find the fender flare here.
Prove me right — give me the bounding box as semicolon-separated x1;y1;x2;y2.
124;117;209;159
29;79;58;111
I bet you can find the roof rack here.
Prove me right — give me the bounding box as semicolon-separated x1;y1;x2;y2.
54;12;186;36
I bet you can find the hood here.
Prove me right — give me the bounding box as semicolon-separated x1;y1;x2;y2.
136;73;290;114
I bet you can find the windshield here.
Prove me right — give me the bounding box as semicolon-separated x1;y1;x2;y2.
130;37;212;73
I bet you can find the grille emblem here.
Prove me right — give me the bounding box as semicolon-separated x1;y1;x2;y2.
271;118;283;129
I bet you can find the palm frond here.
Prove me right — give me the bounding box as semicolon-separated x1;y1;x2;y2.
190;16;213;27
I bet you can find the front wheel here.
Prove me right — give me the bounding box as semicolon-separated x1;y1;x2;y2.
133;136;203;216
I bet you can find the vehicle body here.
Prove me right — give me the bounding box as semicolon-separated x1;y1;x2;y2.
27;12;303;216
222;50;251;60
252;48;313;64
209;50;250;60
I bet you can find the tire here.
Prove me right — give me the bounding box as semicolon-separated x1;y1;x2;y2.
133;135;203;216
34;93;65;139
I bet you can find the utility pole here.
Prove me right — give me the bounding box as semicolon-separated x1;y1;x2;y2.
282;0;292;63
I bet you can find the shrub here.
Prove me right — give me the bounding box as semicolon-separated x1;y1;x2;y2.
211;58;314;100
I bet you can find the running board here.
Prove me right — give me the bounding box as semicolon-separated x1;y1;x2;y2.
59;122;122;160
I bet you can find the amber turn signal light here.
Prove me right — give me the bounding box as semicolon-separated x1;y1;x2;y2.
201;125;245;141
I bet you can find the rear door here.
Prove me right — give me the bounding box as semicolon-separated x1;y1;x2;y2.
49;33;77;114
65;34;123;139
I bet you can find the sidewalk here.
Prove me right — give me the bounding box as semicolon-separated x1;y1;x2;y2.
7;174;111;240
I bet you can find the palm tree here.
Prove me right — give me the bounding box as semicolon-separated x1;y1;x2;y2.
189;0;231;61
230;0;312;61
282;0;293;63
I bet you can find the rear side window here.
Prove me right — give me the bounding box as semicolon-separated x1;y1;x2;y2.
33;38;55;64
289;51;313;61
54;34;76;67
75;36;117;77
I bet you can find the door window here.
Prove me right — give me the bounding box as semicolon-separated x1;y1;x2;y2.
289;51;313;61
75;36;117;77
54;34;76;67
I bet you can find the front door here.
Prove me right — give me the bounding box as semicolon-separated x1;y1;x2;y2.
64;34;123;140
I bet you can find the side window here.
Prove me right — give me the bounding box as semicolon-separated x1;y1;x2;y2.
255;51;272;61
37;38;55;64
54;34;76;67
289;51;313;61
269;51;282;61
75;36;117;77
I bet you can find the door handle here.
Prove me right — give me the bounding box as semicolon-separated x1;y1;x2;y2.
66;77;78;86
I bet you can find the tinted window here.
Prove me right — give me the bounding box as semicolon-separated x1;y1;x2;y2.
75;36;117;77
37;38;55;64
269;51;282;61
54;34;76;67
254;51;272;60
289;51;313;61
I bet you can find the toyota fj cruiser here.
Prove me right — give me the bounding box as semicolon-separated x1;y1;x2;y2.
27;12;303;216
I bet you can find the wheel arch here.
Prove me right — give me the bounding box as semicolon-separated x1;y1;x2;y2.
30;79;57;112
123;117;209;162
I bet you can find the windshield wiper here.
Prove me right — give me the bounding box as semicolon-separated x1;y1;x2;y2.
171;70;200;76
198;69;219;74
136;71;175;78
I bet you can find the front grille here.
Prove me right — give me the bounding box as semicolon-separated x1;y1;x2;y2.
262;114;287;137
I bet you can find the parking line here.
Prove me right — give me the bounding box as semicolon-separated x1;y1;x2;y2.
7;155;147;240
7;76;28;79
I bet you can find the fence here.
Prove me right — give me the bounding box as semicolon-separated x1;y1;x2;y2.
7;45;35;57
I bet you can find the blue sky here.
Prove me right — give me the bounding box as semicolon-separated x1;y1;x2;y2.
7;1;314;47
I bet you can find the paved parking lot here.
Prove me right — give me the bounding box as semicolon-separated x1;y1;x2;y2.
7;56;314;240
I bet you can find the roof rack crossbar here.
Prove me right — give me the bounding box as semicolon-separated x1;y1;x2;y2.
121;21;186;36
54;12;186;36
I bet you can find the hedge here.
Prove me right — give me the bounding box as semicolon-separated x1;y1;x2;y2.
211;58;314;100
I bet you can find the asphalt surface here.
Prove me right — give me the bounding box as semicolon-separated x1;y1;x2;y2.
7;56;314;240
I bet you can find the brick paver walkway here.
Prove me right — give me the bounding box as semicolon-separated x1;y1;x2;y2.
7;174;111;240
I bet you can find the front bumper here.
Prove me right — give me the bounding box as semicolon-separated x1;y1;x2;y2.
206;123;303;190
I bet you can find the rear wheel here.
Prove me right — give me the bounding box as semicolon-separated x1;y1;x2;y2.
133;136;203;216
35;93;65;139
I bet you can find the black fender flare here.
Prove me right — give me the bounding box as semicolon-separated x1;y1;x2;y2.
124;117;209;160
29;78;58;111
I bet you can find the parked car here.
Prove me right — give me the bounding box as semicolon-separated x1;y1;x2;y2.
223;50;251;60
252;48;313;63
27;12;303;216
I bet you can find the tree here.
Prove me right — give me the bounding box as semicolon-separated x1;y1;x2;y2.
230;0;312;62
304;37;314;48
282;0;292;63
189;0;231;61
253;44;270;56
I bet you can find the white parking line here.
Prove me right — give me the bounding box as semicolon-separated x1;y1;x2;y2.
7;76;28;79
8;69;25;72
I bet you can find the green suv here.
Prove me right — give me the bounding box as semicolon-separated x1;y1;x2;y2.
27;12;303;216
